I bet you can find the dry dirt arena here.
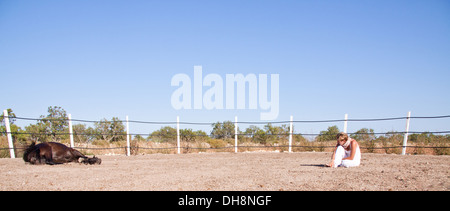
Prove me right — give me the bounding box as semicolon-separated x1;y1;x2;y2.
0;152;448;191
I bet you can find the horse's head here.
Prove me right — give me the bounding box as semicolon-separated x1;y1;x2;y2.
23;142;40;164
80;156;102;165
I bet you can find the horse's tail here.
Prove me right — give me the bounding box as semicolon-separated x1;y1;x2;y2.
22;142;37;163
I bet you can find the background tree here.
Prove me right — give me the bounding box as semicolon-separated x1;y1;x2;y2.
94;117;126;142
350;128;375;141
210;121;238;139
149;126;177;143
72;124;96;143
179;129;208;143
0;108;16;125
0;108;27;143
244;125;259;138
264;123;290;142
133;134;145;141
39;106;69;142
242;124;292;144
253;127;269;144
244;125;267;143
180;128;196;143
315;125;340;142
351;128;376;153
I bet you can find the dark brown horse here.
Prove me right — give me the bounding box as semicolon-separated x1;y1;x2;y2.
23;142;101;165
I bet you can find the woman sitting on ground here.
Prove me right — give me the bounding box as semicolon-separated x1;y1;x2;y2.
326;132;361;168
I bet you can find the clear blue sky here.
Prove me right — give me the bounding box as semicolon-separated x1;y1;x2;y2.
1;0;449;135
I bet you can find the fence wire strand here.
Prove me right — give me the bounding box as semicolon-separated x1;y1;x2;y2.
9;114;450;125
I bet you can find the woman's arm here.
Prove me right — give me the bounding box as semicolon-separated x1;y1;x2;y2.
326;144;339;167
343;141;358;160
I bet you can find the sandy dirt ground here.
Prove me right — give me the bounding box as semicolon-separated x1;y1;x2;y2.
0;152;448;191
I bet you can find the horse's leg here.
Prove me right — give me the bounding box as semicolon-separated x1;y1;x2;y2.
40;145;58;165
44;153;56;165
36;149;46;165
70;149;87;163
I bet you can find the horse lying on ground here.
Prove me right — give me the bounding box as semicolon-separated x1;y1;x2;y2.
23;142;101;165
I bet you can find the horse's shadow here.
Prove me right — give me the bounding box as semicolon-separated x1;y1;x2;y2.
300;164;328;168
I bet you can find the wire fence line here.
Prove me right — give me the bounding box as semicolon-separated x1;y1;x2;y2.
3;130;450;138
2;144;450;151
10;114;450;125
2;112;450;158
4;114;450;137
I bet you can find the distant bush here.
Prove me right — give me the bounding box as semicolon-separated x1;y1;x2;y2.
207;139;227;149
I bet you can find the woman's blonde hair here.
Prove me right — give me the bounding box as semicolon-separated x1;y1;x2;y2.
336;132;348;141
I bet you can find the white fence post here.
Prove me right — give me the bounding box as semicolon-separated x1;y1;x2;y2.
343;113;348;133
126;115;130;156
235;116;238;153
3;110;15;158
288;115;293;153
177;116;180;154
402;111;411;155
68;114;74;148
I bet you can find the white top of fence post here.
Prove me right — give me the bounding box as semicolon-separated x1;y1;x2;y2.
343;113;348;133
402;111;411;155
3;110;15;158
68;114;74;148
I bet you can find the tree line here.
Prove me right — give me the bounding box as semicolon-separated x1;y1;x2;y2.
0;107;127;144
1;106;449;148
